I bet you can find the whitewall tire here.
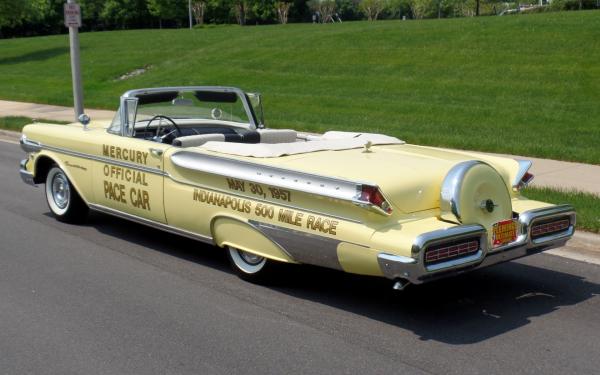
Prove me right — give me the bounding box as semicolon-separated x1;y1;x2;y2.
227;246;275;282
45;166;88;223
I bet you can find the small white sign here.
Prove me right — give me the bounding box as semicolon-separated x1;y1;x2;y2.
64;3;81;28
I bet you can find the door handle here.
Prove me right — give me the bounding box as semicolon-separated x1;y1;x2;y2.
149;148;163;158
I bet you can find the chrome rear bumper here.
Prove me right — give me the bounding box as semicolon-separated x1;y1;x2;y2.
378;204;576;284
20;159;36;186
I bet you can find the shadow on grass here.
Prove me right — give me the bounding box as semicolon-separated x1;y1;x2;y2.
0;46;70;65
87;210;599;345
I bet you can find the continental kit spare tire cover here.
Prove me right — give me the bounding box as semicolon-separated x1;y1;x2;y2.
440;160;512;235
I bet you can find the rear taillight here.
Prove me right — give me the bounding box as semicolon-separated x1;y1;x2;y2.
357;185;393;215
513;160;535;191
531;218;570;239
519;172;534;187
425;239;480;265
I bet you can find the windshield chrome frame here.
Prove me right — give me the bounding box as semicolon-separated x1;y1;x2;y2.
116;86;259;137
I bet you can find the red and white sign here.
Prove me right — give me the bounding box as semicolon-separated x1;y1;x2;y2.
64;3;81;28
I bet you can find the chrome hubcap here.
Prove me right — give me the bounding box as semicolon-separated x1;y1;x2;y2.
51;173;69;209
238;250;264;265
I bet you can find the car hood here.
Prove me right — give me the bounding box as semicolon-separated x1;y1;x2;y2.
267;144;517;213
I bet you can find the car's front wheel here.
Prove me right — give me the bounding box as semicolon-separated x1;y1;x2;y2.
227;246;275;283
45;166;88;223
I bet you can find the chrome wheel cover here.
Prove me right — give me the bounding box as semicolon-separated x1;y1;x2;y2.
51;172;70;209
46;168;71;215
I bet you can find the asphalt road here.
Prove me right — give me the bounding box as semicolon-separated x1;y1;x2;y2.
1;141;599;375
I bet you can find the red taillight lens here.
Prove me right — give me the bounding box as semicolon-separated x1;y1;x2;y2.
359;185;393;214
531;218;570;239
425;239;480;264
521;172;534;185
516;172;535;190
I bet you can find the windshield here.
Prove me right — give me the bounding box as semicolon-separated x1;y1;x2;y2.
135;90;250;125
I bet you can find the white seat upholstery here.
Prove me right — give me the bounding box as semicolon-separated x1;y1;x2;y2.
173;133;225;147
257;129;297;144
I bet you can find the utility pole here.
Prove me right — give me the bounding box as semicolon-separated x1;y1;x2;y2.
65;0;84;120
189;0;193;29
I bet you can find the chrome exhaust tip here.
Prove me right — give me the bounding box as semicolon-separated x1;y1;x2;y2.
392;279;410;291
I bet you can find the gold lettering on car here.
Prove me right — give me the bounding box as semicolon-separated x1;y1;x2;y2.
130;188;151;210
104;181;127;204
278;209;303;227
226;178;245;192
306;215;338;235
224;178;292;202
102;164;151;211
192;188;338;236
103;164;148;186
193;188;252;214
102;144;148;165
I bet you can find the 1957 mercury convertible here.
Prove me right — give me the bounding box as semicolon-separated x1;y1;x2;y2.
19;86;575;289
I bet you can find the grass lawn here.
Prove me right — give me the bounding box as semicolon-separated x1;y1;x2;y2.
0;116;66;132
522;187;600;233
0;11;598;164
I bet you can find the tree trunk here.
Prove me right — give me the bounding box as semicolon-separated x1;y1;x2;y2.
476;0;480;16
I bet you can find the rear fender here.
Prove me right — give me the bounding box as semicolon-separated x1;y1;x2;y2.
210;216;297;263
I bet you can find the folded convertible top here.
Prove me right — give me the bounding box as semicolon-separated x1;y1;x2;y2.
198;132;405;158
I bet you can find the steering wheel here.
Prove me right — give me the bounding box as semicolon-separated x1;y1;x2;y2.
143;115;182;143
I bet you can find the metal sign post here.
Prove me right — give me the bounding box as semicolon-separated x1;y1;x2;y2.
189;0;193;29
64;1;84;120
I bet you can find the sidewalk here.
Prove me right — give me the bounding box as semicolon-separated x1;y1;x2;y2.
0;99;115;122
1;99;599;195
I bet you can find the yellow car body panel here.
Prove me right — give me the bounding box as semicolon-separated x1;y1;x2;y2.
18;87;575;286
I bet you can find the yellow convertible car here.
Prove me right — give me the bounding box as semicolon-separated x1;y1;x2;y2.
19;86;575;289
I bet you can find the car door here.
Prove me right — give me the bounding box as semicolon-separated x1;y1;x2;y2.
91;128;170;224
93;102;172;223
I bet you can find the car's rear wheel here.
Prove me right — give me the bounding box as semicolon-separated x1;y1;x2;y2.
45;166;88;223
227;246;275;283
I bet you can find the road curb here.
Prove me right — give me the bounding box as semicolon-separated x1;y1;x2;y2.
546;231;600;266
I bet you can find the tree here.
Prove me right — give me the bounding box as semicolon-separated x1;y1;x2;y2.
228;0;248;25
307;0;336;23
0;0;36;28
409;0;436;18
359;0;387;20
192;0;207;25
100;0;151;29
275;1;292;23
147;0;187;27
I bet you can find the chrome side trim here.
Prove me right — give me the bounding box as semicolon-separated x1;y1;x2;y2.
170;151;387;216
27;138;166;176
89;204;214;244
439;160;486;223
512;160;534;190
20;134;42;153
19;159;36;186
171;151;369;202
249;220;343;270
